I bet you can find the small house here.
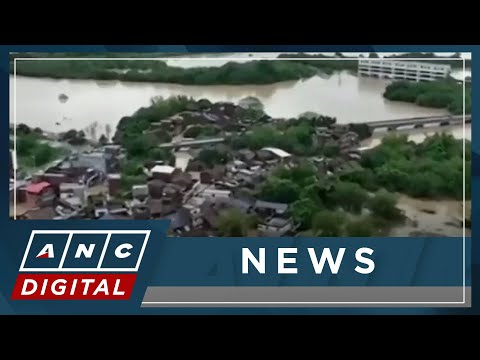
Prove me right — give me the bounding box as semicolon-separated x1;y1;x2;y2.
107;173;122;197
132;204;151;220
151;165;178;182
132;185;149;201
237;149;256;163
25;182;55;208
60;183;88;205
258;147;292;162
148;179;167;199
258;217;293;236
254;200;289;217
200;188;232;202
166;208;193;234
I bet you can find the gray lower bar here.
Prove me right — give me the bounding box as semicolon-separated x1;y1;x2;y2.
142;286;471;307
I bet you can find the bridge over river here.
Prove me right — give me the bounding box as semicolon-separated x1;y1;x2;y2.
367;114;470;131
157;114;470;149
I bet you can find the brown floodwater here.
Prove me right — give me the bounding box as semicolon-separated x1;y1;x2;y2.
390;195;469;237
10;71;448;135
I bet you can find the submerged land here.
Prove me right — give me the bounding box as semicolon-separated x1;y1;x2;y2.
11;52;470;114
9;52;471;237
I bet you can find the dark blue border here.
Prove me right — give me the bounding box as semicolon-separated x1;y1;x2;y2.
1;45;477;314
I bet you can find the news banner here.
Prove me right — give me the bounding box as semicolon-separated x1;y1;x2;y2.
1;45;477;315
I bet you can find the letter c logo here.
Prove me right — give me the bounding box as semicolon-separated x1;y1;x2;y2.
115;243;133;259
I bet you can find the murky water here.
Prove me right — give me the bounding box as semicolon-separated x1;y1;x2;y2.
10;72;448;135
391;195;469;237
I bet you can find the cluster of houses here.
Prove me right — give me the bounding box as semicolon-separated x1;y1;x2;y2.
9;142;302;237
10;99;370;237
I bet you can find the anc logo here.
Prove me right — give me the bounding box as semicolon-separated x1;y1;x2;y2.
11;230;150;300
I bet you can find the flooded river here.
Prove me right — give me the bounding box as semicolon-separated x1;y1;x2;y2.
391;196;470;237
10;72;448;135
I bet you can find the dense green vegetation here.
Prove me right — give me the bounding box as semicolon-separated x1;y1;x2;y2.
13;125;65;168
230;124;317;156
114;96;198;156
12;58;318;85
197;148;231;168
383;79;471;114
277;53;358;74
257;164;404;236
183;125;220;138
217;209;258;237
120;160;148;192
341;133;470;200
229;113;370;157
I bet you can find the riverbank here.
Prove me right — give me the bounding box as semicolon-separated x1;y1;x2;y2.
11;58;319;85
11;52;469;86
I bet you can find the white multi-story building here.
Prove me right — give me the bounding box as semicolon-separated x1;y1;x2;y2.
358;59;451;82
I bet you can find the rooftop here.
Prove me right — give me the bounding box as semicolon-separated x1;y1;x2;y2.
266;217;292;227
25;182;51;194
254;200;288;214
151;165;176;174
261;147;292;158
60;183;85;191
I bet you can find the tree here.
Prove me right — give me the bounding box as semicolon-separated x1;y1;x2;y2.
323;143;340;158
345;217;375;237
274;164;317;188
383;79;469;115
34;143;55;166
237;97;266;123
197;148;229;168
238;96;264;112
125;136;151;158
340;168;379;192
291;198;322;229
348;123;372;140
260;177;300;204
17;123;31;135
327;182;368;214
218;209;257;237
183;126;203;138
17;134;38;156
368;52;379;58
184;125;219;139
33;127;43;135
312;210;345;237
298;111;320;120
150;148;173;163
368;190;403;221
122;160;145;176
98;134;108;146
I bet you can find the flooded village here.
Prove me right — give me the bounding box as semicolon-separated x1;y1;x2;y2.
9;53;471;237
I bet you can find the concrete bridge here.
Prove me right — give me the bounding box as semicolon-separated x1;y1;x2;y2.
157;115;470;149
366;115;471;131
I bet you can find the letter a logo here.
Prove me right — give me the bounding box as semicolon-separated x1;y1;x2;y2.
36;244;54;259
